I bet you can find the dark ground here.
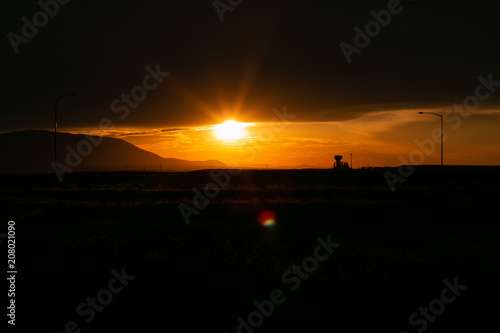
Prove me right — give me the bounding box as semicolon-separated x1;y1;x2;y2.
1;167;500;332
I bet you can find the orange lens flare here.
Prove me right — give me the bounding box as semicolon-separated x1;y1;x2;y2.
258;210;276;227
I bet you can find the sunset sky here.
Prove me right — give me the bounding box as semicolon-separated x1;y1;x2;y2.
2;0;500;167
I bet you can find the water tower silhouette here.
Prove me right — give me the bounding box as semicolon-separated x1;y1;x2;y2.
334;155;343;169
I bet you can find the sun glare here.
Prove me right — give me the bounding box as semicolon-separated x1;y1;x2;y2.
214;120;248;141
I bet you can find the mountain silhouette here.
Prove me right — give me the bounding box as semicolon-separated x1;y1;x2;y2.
0;130;225;172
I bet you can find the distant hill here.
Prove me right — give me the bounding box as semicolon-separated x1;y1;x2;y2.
0;130;225;173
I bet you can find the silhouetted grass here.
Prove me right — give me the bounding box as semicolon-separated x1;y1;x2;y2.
1;168;499;332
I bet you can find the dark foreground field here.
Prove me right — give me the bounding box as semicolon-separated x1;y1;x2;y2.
1;167;500;332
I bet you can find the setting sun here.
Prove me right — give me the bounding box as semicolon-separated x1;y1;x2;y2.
213;120;249;141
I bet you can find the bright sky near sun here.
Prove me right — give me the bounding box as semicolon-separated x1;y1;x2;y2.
71;107;500;168
214;121;249;141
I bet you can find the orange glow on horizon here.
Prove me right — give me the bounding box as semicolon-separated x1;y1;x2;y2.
69;108;500;168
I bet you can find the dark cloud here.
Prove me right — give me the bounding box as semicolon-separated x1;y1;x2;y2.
2;0;500;130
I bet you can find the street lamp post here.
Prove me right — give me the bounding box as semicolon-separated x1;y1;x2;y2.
54;93;76;174
418;112;443;166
